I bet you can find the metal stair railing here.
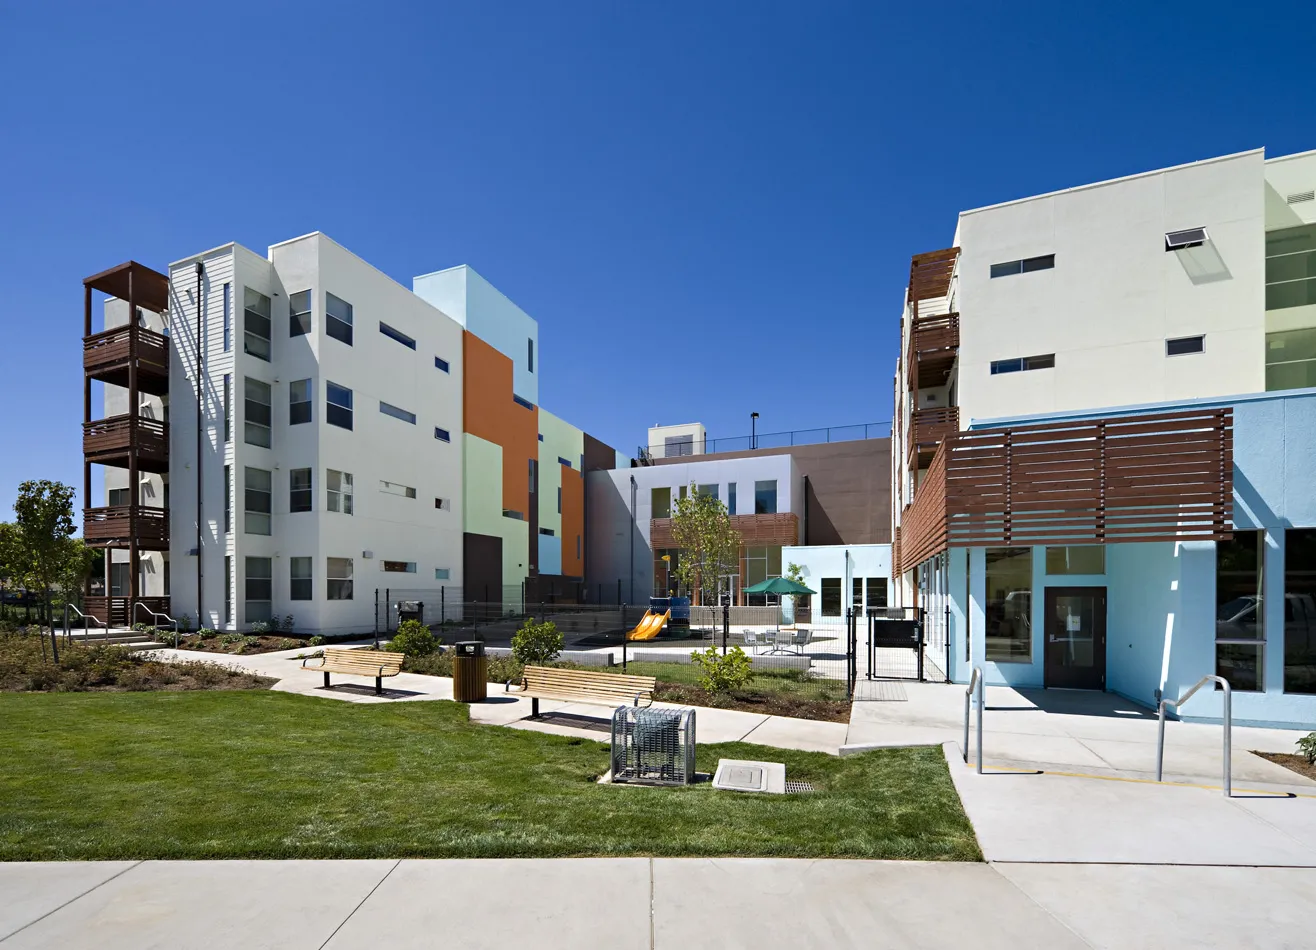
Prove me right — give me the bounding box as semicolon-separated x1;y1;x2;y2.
1156;675;1232;797
963;666;984;773
63;602;109;643
133;601;180;648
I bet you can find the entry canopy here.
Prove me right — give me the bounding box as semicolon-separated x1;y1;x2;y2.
742;577;815;595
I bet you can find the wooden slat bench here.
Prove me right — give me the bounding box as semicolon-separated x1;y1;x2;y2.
506;665;657;719
303;647;405;695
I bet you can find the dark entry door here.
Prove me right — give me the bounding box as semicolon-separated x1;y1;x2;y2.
1044;587;1106;689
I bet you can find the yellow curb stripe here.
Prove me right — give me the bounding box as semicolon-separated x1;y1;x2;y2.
978;764;1316;798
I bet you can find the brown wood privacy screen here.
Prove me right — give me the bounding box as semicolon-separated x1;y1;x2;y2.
896;408;1233;573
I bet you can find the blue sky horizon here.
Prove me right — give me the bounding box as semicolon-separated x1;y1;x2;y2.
1;0;1312;511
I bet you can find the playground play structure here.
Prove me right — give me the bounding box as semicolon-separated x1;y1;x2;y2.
626;609;671;641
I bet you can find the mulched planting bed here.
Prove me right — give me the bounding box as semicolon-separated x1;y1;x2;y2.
170;633;307;655
1253;751;1316;782
653;682;851;722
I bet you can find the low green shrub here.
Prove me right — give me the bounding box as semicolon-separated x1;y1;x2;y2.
690;646;755;694
389;620;439;657
218;633;244;645
308;635;326;647
198;628;217;640
403;650;525;683
511;617;563;665
1298;732;1316;765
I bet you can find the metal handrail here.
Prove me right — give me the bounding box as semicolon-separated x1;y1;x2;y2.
1156;675;1232;797
133;601;180;648
963;666;984;773
63;602;109;643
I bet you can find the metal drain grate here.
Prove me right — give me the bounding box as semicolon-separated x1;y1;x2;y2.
784;781;816;794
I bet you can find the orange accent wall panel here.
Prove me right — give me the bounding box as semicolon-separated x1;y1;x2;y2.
463;331;539;519
560;465;584;577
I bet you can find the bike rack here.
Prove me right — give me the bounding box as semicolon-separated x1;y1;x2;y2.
1156;674;1232;798
963;666;984;773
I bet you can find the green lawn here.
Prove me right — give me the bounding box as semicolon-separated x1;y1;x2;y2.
0;691;980;862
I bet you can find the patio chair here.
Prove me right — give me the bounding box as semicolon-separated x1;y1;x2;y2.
741;630;766;654
786;628;814;654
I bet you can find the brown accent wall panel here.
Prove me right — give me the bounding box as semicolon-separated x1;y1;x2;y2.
463;532;503;604
583;432;619;472
561;465;584;577
651;512;799;548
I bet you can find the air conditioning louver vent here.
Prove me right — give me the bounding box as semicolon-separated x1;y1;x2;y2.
1287;190;1315;204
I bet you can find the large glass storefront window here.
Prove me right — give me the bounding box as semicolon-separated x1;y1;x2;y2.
744;546;782;605
1216;530;1265;692
1284;529;1316;695
986;548;1032;662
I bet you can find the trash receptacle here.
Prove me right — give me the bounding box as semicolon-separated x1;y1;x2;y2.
451;640;487;702
397;600;423;624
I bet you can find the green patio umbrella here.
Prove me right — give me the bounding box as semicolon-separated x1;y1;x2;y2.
742;577;816;632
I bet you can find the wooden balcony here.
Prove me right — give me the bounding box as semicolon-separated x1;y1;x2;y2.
651;512;799;548
84;324;169;396
909;406;960;468
83;505;169;550
83;415;169;473
906;312;960;390
83;596;171;628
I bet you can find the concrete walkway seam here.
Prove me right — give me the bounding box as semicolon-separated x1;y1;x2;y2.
989;862;1098;949
0;860;142;945
316;859;401;950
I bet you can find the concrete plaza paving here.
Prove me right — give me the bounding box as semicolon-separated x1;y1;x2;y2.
4;858;1316;949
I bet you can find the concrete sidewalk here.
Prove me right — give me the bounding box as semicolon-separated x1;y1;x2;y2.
149;647;849;754
3;857;1314;949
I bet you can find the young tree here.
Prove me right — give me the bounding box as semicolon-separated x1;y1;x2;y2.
12;480;81;637
0;522;25;622
670;485;741;603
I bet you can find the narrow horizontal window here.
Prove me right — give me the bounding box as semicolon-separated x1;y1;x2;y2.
434;356;450;373
380;480;417;499
539;527;556;536
379;401;416;425
435;568;450;580
990;254;1054;278
1167;335;1204;356
382;560;417;573
379;321;416;350
435;427;451;442
558;456;572;469
1166;228;1208;251
512;394;535;410
991;354;1054;374
502;509;524;520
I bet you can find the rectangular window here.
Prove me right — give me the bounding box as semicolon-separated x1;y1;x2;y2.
224;555;232;626
327;557;353;600
991;354;1055;374
1217;529;1265;692
435;568;451;581
727;482;737;515
528;337;534;373
223;465;231;533
245;556;272;623
379;401;416;425
434;356;450;373
289;378;312;425
326;382;353;430
289;290;311;337
434;497;449;510
502;510;524;520
529;459;537;494
652;487;671;519
223;374;231;443
290;468;312;513
327;469;353;514
435;427;451;442
754;480;777;515
697;483;719;500
867;578;888;610
990;254;1054;278
380;480;417;499
986;547;1032;662
512;394;534;410
743;547;782;604
1265;327;1316;393
852;577;863;611
821;578;842;617
557;487;562;515
326;292;353;345
1166;335;1204;357
108;487;130;507
663;436;694;458
244;377;271;448
1265;224;1316;313
558;456;573;469
222;283;231;352
1284;529;1316;694
539;527;556;536
290;557;312;601
243;288;271;361
577;535;581;560
379;321;416;350
1045;546;1105;575
244;467;272;535
382;561;417;573
1165;228;1208;251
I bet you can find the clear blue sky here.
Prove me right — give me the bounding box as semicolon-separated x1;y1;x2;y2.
0;1;1311;510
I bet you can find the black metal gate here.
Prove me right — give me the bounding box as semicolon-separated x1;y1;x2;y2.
866;607;926;681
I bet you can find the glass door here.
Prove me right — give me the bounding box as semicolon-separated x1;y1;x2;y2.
1044;587;1106;689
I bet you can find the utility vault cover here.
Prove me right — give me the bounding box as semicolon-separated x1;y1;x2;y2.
712;759;786;794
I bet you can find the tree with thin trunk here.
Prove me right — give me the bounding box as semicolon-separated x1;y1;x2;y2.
12;481;87;651
0;521;24;624
670;485;740;604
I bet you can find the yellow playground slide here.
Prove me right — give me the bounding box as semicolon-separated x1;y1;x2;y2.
626;609;671;641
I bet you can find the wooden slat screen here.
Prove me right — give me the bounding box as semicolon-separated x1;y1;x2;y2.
908;248;960;302
895;407;1233;573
